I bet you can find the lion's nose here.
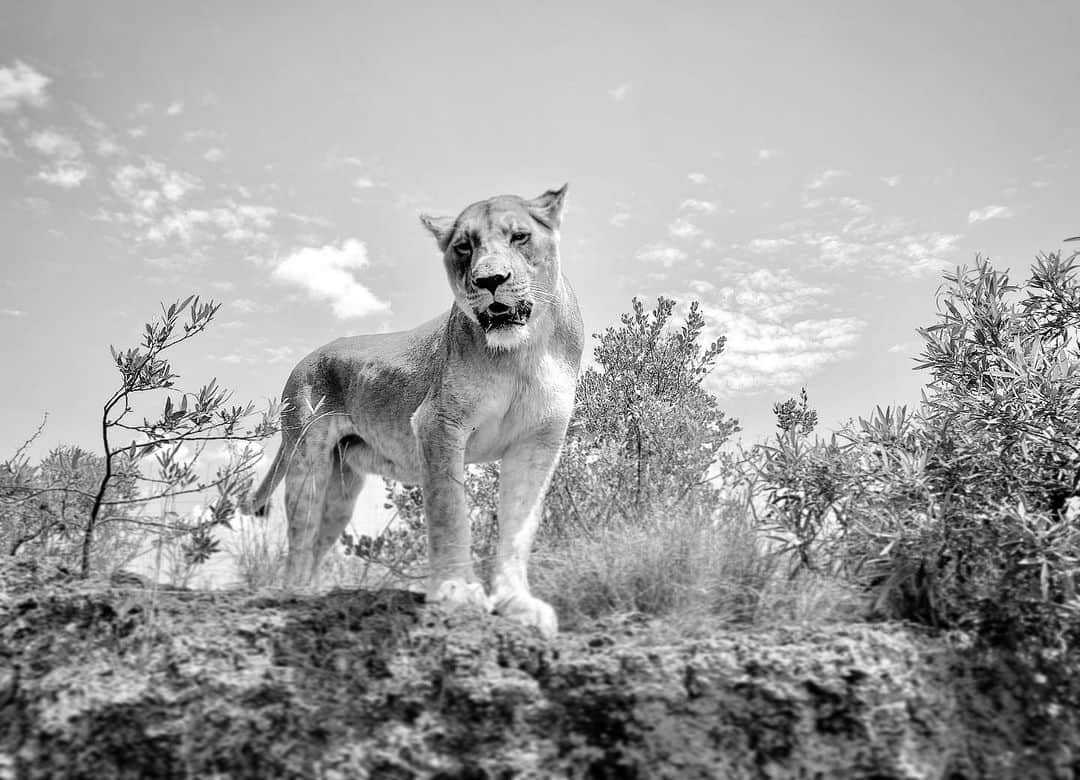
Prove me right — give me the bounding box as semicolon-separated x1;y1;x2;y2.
473;271;510;295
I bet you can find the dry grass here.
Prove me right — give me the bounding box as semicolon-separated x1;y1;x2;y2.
532;497;863;633
227;511;287;589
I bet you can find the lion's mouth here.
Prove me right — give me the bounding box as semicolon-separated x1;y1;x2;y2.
477;301;532;331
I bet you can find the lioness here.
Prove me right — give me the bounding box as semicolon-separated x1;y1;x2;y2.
250;185;583;636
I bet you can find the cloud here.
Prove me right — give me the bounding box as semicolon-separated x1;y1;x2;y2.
636;242;687;268
677;269;862;396
38;163;89;188
106;159;278;251
111;158;202;216
888;342;919;354
742;194;961;277
231;298;272;314
26;129;90;188
354;177;375;189
165;101;184;116
273;239;391;319
203;147;225;162
0;129;12;158
806;168;847;190
758;149;779;160
97;138;124;157
610;202;631;228
680;198;719;214
608;82;632;102
707;313;864;395
802;225;960;276
26;129;83;159
687;172;708;184
668;217;702;239
0;60;50;112
1;308;25;317
219;204;275;241
746;238;795;253
146;208;212;244
881;175;902;187
968;205;1015;224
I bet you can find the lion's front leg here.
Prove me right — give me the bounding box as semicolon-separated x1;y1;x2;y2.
416;412;489;613
492;427;567;638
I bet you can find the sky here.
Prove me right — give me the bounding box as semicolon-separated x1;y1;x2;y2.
1;1;1078;524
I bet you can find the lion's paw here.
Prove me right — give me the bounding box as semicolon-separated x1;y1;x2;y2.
493;591;558;638
429;579;491;613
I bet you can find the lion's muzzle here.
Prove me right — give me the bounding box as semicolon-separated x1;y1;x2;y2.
477;300;533;332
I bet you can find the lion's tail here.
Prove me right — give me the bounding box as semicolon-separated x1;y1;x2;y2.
249;445;288;517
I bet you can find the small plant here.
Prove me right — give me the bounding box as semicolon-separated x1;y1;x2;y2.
78;295;282;577
228;510;288;589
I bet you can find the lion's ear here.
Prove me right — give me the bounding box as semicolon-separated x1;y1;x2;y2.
419;214;456;251
527;184;568;230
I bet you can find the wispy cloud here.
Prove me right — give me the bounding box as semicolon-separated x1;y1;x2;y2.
97;138;124;157
354;177;375;189
112;158;201;214
680;198;719;214
806;168;847;190
968;204;1015;224
668;217;701;239
38;164;89;189
203;147;225;162
678;268;862;396
0;129;12;158
0;60;50;112
709;313;864;395
273;239;391;319
231;298;273;314
881;175;902;187
636;242;687;268
610;202;630;228
608;82;632;102
1;308;26;317
758;148;779;160
26;129;90;188
746;195;961;277
687;172;708;184
26;129;82;159
165;101;184;116
745;238;795;253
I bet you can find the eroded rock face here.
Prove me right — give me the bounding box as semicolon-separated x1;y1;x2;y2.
0;562;976;778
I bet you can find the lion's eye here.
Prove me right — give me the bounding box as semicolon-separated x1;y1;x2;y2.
511;232;530;245
453;240;471;255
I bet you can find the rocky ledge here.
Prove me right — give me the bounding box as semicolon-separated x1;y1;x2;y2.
0;562;1057;778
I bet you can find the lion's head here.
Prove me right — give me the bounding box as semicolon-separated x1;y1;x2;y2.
420;185;567;350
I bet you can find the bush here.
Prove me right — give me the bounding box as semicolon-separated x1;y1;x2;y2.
544;297;739;541
750;252;1080;761
1;435;145;572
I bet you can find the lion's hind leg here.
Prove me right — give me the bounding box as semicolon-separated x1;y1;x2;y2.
282;417;342;588
310;437;367;583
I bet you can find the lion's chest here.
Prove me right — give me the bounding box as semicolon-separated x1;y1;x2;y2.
464;353;576;462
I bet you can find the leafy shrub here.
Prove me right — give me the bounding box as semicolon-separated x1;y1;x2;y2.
752;253;1080;759
1;434;145;572
544;297;739;541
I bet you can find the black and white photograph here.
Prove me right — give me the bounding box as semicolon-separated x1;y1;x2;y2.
2;2;1079;777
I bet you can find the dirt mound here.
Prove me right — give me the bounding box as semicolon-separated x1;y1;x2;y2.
0;561;1029;778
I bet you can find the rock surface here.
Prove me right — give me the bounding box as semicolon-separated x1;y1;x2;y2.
0;561;1025;778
